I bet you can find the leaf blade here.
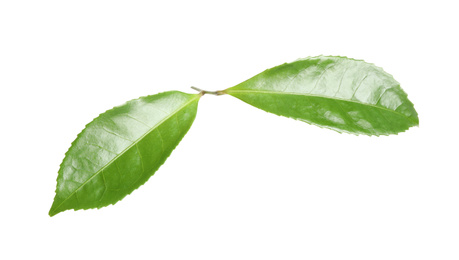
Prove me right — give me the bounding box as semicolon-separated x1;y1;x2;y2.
49;91;200;216
225;56;418;135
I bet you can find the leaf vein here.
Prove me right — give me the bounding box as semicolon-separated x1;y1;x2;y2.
310;60;343;94
227;89;416;124
135;143;145;174
100;171;107;201
156;128;165;153
334;67;349;97
102;127;134;142
125;114;152;128
350;74;368;100
86;143;118;155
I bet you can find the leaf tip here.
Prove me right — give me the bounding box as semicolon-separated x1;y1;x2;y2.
48;197;66;217
48;203;59;217
48;209;56;217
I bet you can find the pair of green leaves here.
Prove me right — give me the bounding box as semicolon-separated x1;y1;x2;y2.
49;56;419;216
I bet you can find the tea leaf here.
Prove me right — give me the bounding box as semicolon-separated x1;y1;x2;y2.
225;56;418;135
49;91;200;216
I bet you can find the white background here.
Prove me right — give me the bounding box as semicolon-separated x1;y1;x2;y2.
1;0;458;259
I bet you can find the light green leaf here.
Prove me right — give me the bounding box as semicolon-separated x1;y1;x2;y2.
49;91;200;216
225;56;418;135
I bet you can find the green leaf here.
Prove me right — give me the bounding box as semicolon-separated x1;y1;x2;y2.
225;56;418;135
49;91;200;216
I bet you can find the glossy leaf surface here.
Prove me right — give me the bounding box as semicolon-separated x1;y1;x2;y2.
225;56;418;135
49;91;200;216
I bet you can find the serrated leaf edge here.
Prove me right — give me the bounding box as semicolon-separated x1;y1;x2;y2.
49;92;200;216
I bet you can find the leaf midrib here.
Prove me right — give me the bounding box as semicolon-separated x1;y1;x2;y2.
50;95;200;215
226;89;416;124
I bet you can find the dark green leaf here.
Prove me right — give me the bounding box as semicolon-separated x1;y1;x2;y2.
49;91;200;216
225;56;418;135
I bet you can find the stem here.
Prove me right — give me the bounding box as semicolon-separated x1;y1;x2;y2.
191;86;226;96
